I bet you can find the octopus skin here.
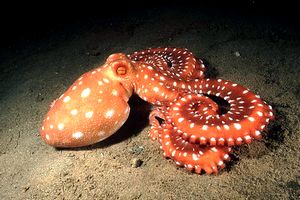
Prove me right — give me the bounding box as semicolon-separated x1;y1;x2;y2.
40;53;135;147
40;47;274;174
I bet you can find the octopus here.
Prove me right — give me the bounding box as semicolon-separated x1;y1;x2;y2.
40;47;274;174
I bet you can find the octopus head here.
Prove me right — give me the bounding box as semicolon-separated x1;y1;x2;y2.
40;53;137;148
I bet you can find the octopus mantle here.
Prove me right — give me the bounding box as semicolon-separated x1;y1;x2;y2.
40;47;274;174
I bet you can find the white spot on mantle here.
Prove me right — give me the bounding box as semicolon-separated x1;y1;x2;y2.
153;87;159;92
105;109;115;118
72;131;83;139
81;88;91;98
70;109;78;116
63;96;71;103
58;123;64;130
85;111;93;118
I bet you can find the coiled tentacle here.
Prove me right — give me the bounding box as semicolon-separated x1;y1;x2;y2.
149;108;231;174
169;79;274;146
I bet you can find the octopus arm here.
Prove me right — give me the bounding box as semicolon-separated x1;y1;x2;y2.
167;79;274;146
159;125;231;174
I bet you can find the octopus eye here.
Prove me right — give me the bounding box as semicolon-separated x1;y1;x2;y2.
116;64;127;75
111;61;131;77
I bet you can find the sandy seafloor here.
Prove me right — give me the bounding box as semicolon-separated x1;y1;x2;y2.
0;7;299;200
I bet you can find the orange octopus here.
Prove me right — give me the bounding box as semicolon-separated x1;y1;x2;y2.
40;47;274;174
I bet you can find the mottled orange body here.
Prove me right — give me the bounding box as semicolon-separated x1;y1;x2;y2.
41;47;274;174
